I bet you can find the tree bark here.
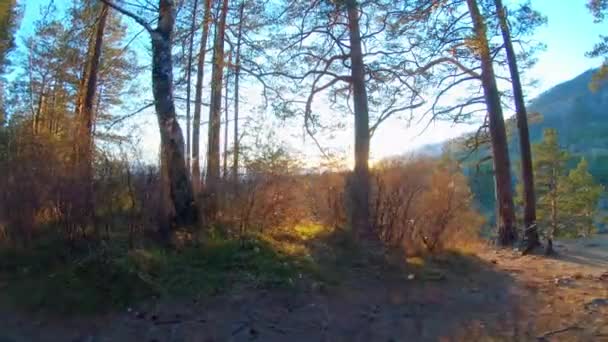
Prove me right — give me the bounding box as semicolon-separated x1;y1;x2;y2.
76;2;109;229
101;0;197;240
546;193;557;255
466;0;517;246
206;0;229;221
233;2;244;188
223;51;232;180
494;0;539;252
192;0;212;195
152;0;197;239
32;73;47;135
185;0;199;173
346;0;372;239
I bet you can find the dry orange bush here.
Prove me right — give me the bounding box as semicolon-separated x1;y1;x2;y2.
221;154;483;256
218;147;311;236
307;171;347;229
371;157;483;255
0;122;164;247
0;127;72;244
0;117;482;256
230;173;309;233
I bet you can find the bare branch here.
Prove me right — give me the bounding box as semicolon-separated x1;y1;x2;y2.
100;0;154;33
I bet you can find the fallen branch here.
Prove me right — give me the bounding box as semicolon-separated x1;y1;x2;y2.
537;325;583;341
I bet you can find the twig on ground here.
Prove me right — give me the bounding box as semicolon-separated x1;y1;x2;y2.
537;325;583;341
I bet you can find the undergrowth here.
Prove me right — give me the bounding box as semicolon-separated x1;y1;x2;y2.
0;223;473;315
0;231;322;315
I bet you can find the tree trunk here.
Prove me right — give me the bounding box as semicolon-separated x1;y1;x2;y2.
223;51;231;180
152;0;197;240
346;0;372;239
101;0;197;240
192;0;216;195
76;2;109;230
546;194;557;255
233;2;244;188
33;75;47;135
185;0;199;173
495;0;539;252
48;82;57;133
205;0;229;221
466;0;517;246
192;0;212;195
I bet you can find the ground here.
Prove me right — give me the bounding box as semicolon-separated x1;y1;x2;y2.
1;231;607;342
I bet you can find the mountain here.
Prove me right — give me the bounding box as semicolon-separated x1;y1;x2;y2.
443;69;608;225
520;69;608;183
411;68;608;181
411;142;445;157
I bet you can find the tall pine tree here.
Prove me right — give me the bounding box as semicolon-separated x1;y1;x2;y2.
530;129;569;254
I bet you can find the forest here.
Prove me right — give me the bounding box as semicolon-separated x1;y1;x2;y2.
0;0;608;340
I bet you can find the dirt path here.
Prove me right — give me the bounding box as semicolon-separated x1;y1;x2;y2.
1;238;607;342
556;234;608;270
473;242;608;341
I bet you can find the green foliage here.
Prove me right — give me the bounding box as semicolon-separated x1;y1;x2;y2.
5;1;139;134
126;236;318;297
587;0;608;85
516;129;604;238
466;162;496;230
0;239;154;314
0;0;19;70
527;129;567;237
532;129;569;196
0;233;321;315
460;69;608;225
558;158;604;237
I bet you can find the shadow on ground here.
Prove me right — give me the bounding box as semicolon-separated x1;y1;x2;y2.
2;227;606;341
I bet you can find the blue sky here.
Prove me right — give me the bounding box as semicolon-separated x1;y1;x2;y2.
12;0;608;164
522;0;605;92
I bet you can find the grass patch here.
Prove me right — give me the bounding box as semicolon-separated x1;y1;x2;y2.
132;236;321;297
0;234;321;315
293;223;328;240
406;257;426;267
0;241;154;314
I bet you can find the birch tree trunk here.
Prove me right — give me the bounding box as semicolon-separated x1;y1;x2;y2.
152;0;197;239
100;0;198;241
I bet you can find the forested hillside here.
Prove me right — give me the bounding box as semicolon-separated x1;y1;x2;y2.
449;69;608;226
526;70;608;182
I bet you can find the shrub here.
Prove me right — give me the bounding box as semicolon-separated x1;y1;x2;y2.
371;157;483;255
308;171;347;229
220;145;311;235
